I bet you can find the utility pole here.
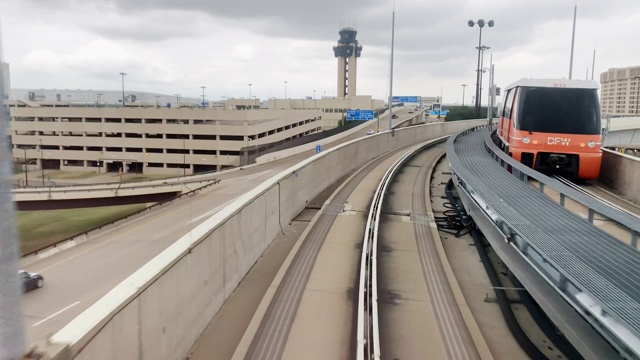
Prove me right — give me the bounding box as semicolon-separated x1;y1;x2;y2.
119;72;126;107
39;139;45;186
388;9;395;130
569;4;577;79
23;148;28;187
461;84;467;106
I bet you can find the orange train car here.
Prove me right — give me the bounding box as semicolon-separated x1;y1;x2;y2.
493;78;602;180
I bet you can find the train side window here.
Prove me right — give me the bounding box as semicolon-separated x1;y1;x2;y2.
503;89;516;120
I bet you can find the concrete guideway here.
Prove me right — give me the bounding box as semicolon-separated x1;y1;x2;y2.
38;120;484;360
375;144;491;360
235;145;409;360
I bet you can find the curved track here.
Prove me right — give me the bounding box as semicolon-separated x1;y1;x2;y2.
233;139;490;359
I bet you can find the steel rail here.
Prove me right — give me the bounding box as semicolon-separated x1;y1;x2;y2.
553;175;640;220
356;140;443;360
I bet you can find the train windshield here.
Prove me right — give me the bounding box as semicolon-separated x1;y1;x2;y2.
516;87;601;135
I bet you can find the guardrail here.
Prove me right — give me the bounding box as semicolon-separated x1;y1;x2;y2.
447;126;640;359
479;130;640;247
21;179;221;260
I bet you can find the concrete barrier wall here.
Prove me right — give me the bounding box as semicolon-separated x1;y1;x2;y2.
47;119;484;360
599;148;640;204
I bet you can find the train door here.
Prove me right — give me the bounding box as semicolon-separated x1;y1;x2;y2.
502;88;517;151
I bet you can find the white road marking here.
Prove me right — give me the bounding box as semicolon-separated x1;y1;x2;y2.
32;301;80;327
243;170;272;180
188;198;239;224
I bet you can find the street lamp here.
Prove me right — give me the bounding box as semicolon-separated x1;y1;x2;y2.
284;81;288;98
201;86;206;108
155;95;160;107
468;18;494;117
182;138;186;177
461;84;468;106
119;72;126;107
175;94;181;108
38;139;44;186
478;45;490;109
23;148;28;187
96;93;103;107
248;83;253;99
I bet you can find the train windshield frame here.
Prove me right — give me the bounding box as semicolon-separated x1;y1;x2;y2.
515;87;601;135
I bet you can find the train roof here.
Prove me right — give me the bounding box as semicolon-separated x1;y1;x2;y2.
505;78;599;90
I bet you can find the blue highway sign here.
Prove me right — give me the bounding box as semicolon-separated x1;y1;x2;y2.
392;96;419;103
346;109;375;121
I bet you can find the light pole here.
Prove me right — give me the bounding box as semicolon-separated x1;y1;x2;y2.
119;72;126;107
461;84;468;106
182;138;186;177
23;148;28;187
175;94;181;108
155;95;160;107
96;93;102;107
569;4;577;79
38;139;44;186
478;45;490;111
201;86;206;108
468;19;494;117
248;83;253;99
635;77;640;115
284;81;288;98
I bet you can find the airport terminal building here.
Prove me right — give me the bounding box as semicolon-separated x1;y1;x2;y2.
10;105;322;176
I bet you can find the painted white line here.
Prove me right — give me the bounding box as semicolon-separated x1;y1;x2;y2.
243;170;272;180
189;198;239;224
32;301;80;327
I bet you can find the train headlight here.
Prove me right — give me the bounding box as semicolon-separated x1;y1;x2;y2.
588;141;596;148
522;137;530;144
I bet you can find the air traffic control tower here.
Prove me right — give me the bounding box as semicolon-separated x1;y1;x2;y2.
333;27;362;98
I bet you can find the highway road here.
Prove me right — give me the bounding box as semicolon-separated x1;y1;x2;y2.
20;110;415;346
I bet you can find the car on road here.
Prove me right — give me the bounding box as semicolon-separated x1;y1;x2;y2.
392;114;398;119
366;129;375;135
20;270;44;292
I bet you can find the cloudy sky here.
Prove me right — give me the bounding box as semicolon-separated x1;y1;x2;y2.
2;0;640;105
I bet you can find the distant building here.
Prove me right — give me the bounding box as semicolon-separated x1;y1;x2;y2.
600;66;640;117
10;89;201;108
9;105;322;175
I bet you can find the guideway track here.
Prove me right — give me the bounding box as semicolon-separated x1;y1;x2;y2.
366;142;490;359
243;144;413;360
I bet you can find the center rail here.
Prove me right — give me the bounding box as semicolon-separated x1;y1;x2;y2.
356;141;437;360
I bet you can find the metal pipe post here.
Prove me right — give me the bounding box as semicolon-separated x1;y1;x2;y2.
388;10;395;130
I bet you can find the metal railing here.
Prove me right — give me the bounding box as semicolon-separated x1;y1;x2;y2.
447;126;640;359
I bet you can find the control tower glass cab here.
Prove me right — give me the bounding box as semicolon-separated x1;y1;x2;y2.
333;27;363;98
